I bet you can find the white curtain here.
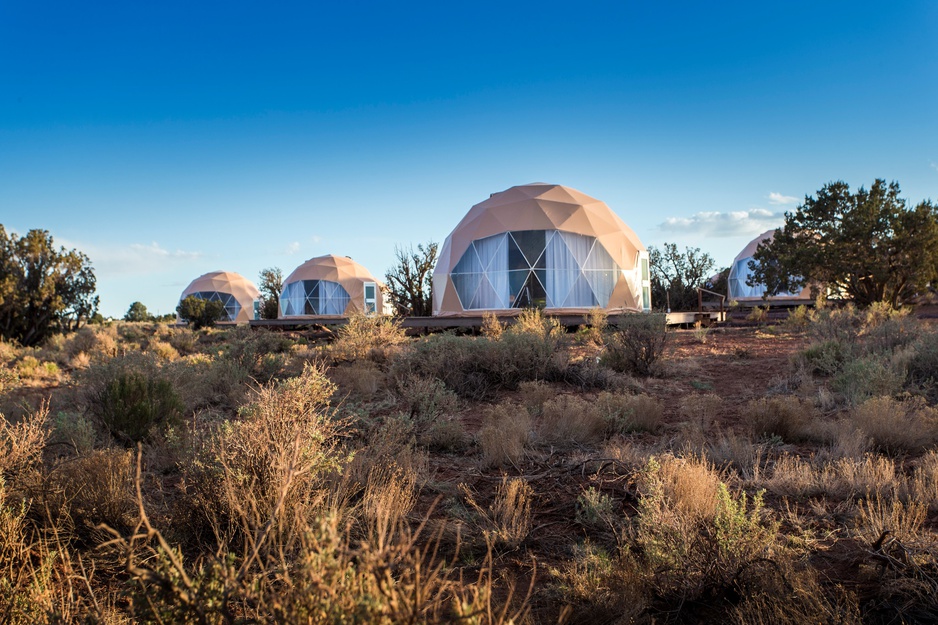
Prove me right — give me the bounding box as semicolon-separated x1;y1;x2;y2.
546;232;582;307
582;237;617;307
472;234;508;308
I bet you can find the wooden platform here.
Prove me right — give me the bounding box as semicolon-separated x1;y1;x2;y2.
248;311;725;332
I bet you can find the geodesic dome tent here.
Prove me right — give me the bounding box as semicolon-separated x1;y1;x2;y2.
178;271;260;324
280;254;384;317
728;229;812;302
432;183;651;316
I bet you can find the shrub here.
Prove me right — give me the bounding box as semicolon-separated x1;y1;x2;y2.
480;311;503;340
797;339;849;377
906;330;938;399
539;394;606;445
0;404;49;481
511;308;562;341
477;403;531;468
95;371;184;444
831;355;905;406
330;314;408;362
420;417;470;453
747;305;769;323
745;396;816;443
463;477;534;549
601;313;668;376
395;374;459;422
181;363;344;552
784;304;814;330
40;448;136;543
583;307;609;345
595;392;663;434
848;396;938;454
392;331;564;400
52;411;96;454
575;487;617;528
518;380;555;416
148;339;180;361
633;455;779;606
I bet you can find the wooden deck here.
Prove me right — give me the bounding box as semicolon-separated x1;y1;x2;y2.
248;311;725;332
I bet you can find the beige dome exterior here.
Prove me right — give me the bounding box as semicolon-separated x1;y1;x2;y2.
433;183;650;316
178;271;260;324
280;254;385;317
728;229;813;302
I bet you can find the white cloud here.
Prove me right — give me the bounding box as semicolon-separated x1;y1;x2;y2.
768;192;799;205
61;240;203;276
128;242;202;260
285;241;301;254
658;208;784;238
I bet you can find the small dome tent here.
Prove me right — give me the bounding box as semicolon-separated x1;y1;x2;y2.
178;271;260;324
280;254;384;317
432;183;651;316
727;229;813;302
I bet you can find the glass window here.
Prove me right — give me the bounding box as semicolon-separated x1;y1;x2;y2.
280;279;350;316
450;230;620;310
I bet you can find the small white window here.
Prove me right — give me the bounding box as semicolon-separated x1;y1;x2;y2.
364;282;377;315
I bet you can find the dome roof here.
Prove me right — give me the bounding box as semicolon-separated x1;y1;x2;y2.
433;183;649;315
179;271;260;323
732;229;776;266
283;254;379;286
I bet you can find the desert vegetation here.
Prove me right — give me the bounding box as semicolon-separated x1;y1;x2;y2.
1;306;938;623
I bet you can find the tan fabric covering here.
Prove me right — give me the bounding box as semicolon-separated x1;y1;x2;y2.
281;254;384;317
433;183;648;316
728;229;813;301
179;271;260;324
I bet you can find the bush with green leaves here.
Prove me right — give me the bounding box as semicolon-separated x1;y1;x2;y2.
601;313;668;376
176;296;225;329
95;371;184;444
392;328;566;400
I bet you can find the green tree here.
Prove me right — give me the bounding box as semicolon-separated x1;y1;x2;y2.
384;242;438;317
648;243;717;311
752;180;938;308
176;296;225;329
258;267;283;320
124;301;151;322
0;226;99;346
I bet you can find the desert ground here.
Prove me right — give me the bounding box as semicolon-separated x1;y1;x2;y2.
1;306;937;623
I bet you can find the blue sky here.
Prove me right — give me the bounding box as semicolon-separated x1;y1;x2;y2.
1;1;936;317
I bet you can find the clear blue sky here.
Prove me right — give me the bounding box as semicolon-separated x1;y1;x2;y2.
2;1;936;317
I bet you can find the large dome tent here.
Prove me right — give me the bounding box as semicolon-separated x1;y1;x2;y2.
280;254;384;317
432;183;651;316
177;271;260;324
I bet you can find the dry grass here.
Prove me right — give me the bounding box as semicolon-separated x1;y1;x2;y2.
518;379;555;416
463;477;534;549
0;403;50;480
745;395;821;443
330;313;409;362
848;396;938;453
595;391;663;434
539;394;606;445
480;311;504;340
477;403;531;468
